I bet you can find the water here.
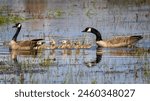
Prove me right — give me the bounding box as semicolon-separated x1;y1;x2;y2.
0;0;150;84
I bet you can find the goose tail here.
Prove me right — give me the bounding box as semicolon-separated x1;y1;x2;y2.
131;35;143;40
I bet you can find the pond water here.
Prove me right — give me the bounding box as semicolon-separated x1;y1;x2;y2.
0;0;150;84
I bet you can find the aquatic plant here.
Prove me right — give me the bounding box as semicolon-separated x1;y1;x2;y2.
91;80;97;84
39;58;55;67
0;15;25;25
85;9;96;19
0;4;25;25
47;9;64;19
91;0;97;9
107;0;150;6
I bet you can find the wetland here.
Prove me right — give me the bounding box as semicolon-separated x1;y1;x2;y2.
0;0;150;84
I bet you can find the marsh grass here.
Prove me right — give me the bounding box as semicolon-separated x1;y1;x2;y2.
47;9;64;19
107;0;150;6
0;15;25;25
0;4;26;25
91;80;97;84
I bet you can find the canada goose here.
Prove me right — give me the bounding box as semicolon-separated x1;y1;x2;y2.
9;23;44;50
59;40;72;49
74;41;81;49
49;39;57;49
80;44;92;49
41;39;57;49
82;27;143;48
58;40;67;49
65;40;72;49
74;41;92;49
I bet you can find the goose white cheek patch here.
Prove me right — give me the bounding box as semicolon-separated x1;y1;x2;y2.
87;28;91;32
17;24;21;28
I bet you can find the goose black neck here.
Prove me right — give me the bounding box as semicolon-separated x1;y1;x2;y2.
12;27;21;41
91;28;102;41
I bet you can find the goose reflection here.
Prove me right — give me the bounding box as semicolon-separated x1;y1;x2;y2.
84;47;103;67
109;47;150;56
84;47;149;67
10;49;38;62
9;50;39;84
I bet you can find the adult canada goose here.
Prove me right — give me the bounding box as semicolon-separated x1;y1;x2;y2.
82;27;143;48
9;23;44;50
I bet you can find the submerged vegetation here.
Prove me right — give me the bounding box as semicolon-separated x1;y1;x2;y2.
47;9;64;18
107;0;150;6
0;15;25;25
0;5;25;25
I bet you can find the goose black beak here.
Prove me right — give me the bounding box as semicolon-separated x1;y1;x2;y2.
12;25;17;28
82;30;86;32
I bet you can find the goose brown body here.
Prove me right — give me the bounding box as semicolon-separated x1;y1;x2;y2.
82;27;143;48
97;36;143;48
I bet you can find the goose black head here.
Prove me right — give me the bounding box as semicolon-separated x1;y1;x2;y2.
12;23;22;28
82;27;93;33
82;27;102;41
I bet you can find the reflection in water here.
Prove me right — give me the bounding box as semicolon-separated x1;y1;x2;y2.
25;0;47;18
8;49;45;84
61;49;72;56
0;47;149;83
84;47;150;67
109;47;150;56
10;49;38;61
10;50;38;84
84;48;102;67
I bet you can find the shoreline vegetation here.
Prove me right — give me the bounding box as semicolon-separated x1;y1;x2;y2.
0;0;149;25
0;15;25;25
0;4;25;25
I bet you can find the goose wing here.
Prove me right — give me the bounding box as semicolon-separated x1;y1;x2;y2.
17;39;44;47
31;38;44;41
105;35;143;47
